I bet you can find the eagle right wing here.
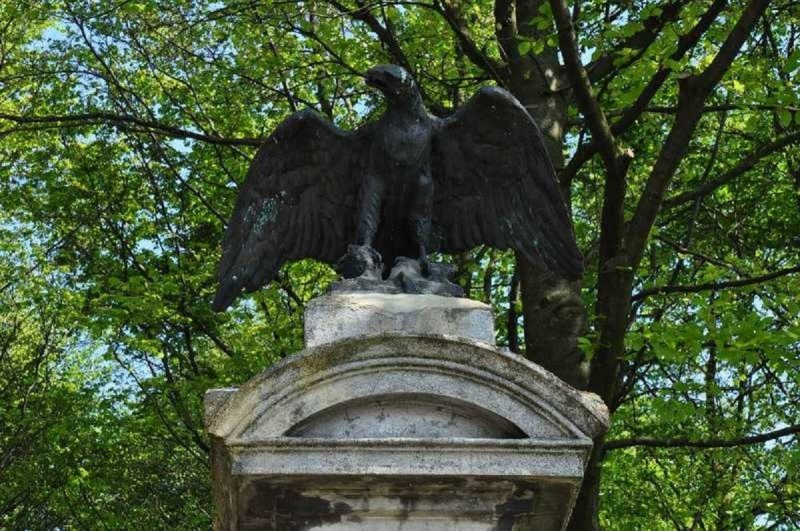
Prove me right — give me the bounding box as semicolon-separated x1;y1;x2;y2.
431;87;583;279
213;109;367;311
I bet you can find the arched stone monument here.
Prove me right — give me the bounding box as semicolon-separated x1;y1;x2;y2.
205;294;608;530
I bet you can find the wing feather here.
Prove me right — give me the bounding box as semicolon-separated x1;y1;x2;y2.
431;87;583;279
213;109;366;310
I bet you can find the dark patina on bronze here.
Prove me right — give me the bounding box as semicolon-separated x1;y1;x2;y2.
213;65;582;310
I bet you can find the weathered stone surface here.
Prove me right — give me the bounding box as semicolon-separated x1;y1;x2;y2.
235;476;577;531
205;335;607;442
205;329;608;530
203;388;237;428
206;292;610;530
286;394;526;439
304;293;495;347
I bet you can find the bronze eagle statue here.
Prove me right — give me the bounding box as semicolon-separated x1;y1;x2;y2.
212;65;582;311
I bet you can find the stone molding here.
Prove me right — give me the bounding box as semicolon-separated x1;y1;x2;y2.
205;334;608;445
227;437;590;479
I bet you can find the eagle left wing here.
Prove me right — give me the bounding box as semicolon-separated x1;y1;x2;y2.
431;87;583;279
213;109;368;311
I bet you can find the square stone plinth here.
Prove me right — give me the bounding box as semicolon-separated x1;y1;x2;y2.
304;293;495;347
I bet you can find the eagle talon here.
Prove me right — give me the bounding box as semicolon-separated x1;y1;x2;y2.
418;256;430;277
335;244;383;280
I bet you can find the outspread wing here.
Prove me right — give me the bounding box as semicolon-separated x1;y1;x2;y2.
431;87;583;279
213;109;366;310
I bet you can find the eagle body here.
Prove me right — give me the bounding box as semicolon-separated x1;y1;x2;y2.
374;112;432;165
213;65;583;311
359;94;435;269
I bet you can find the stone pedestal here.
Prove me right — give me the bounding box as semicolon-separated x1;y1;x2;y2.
304;293;495;347
205;293;608;530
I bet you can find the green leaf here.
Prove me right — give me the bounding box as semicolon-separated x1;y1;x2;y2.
777;108;792;127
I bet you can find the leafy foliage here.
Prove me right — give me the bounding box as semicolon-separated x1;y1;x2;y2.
1;0;798;529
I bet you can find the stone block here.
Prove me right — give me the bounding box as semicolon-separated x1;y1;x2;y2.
304;293;495;347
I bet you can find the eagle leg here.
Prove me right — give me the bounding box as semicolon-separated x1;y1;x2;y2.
410;171;434;276
356;173;384;248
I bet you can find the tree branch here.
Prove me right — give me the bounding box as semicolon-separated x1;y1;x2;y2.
507;268;520;353
654;235;743;274
632;264;800;301
435;0;507;82
664;130;800;208
639;102;797;116
610;0;730;136
563;0;730;183
587;0;692;83
568;103;800;125
551;0;635;407
0;111;262;146
493;0;519;65
328;0;415;76
605;424;800;450
549;0;620;170
625;0;772;268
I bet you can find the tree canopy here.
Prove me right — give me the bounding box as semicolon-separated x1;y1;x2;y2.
1;0;798;529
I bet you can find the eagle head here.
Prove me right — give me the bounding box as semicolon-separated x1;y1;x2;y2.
364;64;418;101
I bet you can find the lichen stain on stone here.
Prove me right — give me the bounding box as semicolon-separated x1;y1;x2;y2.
254;191;289;233
254;198;279;232
240;486;352;531
290;403;306;424
493;484;536;531
397;493;419;523
295;346;346;381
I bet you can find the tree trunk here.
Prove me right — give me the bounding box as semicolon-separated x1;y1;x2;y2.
502;2;596;527
510;0;589;389
567;437;604;531
518;259;588;388
515;72;598;529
